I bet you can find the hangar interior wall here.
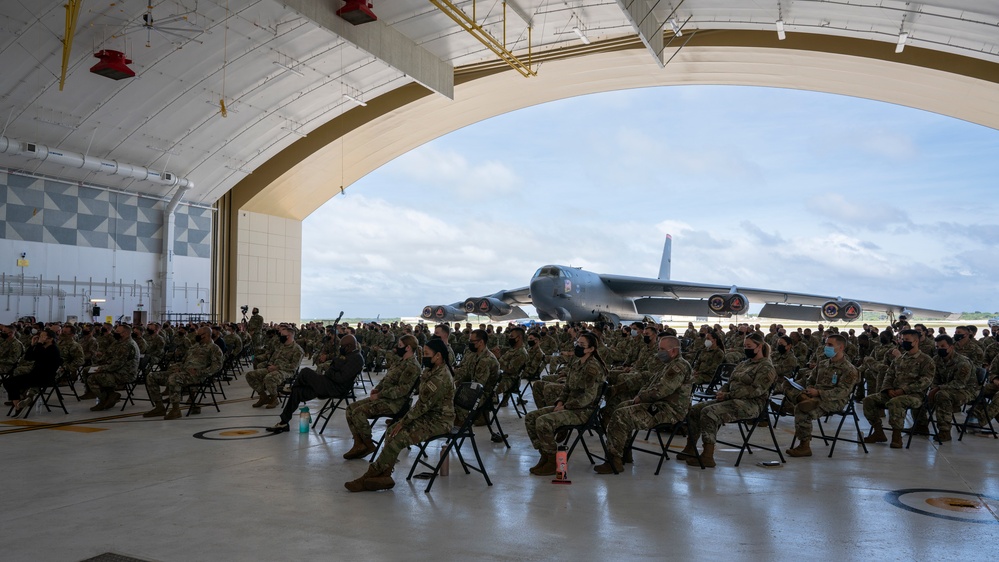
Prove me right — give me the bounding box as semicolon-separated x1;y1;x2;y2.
0;169;211;324
235;210;301;324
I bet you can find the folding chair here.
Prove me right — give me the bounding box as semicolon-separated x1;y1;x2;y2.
692;363;735;403
184;368;224;416
714;383;786;467
904;392;937;448
788;384;869;457
119;356;151;411
482;380;512;448
405;381;493;493
313;372;359;434
368;378;422;461
6;380;69;418
954;385;999;441
630;415;703;474
555;381;611;467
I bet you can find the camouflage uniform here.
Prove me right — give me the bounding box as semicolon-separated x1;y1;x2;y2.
245;342;304;397
452;347;500;422
370;362;455;473
525;357;606;454
346;357;421;441
691;346;725;385
497;345;528;395
222;331;243;358
146;339;223;408
975;355;999;421
247;313;264;348
954;337;985;368
524;344;546;380
605;354;691;457
56;335;85;380
86;335;140;395
913;351;974;433
863;350;934;430
78;334;99;365
791;356;859;441
688;357;776;445
144;332;166;366
0;335;25;374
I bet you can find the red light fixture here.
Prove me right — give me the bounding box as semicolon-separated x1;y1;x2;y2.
336;1;377;25
90;49;135;80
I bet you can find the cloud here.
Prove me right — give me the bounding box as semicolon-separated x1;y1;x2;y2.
805;193;911;231
739;221;785;247
391;145;520;200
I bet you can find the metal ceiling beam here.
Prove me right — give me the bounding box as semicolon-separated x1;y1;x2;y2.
59;0;83;91
614;0;665;67
278;0;454;99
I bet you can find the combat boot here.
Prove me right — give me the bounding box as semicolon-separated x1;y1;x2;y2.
890;429;903;449
363;468;396;491
786;439;812;457
251;393;269;408
864;424;887;444
143;404;167;418
622;446;634;464
935;429;952;443
164;405;182;420
101;391;121;411
265;393;281;409
344;435;377;460
692;442;716;468
910;422;930;436
676;439;698;461
529;452;550;473
593;455;623;474
80;390;96;400
531;454;557;476
344;464;379;492
89;391;108;411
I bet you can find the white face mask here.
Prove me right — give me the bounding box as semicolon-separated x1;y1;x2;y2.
704;340;714;349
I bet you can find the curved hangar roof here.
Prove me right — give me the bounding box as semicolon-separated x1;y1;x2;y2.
1;1;997;216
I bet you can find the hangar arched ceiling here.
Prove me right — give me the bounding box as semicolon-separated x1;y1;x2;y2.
1;1;997;215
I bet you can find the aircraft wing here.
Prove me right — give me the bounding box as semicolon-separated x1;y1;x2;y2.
600;274;958;321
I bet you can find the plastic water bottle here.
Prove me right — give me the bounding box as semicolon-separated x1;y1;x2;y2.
299;406;311;433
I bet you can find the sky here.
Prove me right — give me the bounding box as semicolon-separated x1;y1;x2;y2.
300;85;999;320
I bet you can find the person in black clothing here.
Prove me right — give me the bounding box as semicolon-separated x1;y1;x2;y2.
4;327;62;414
266;334;365;433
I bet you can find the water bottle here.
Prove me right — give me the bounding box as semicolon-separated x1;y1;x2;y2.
299;406;311;433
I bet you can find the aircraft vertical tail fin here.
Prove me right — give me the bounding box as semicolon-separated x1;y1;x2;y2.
658;234;672;280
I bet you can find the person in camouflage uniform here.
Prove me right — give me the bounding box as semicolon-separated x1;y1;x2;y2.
863;329;934;448
85;324;140;411
681;333;776;468
246;326;303;408
143;324;166;367
452;329;500;424
343;335;422;460
497;327;528;406
784;334;859;457
525;332;607;476
345;338;456;493
953;326;985;368
691;331;726;386
910;335;975;441
143;326;223;419
247;307;264;349
595;336;691;474
56;324;85;383
0;324;25;376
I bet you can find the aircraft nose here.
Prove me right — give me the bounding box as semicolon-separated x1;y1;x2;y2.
531;276;557;299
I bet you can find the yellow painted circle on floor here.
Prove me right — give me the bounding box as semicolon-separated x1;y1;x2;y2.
926;497;984;513
219;429;259;437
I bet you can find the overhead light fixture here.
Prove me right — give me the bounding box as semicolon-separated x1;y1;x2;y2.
571;26;590;45
668;18;682;37
336;1;377;25
775;20;786;40
895;32;908;53
343;93;367;107
273;61;304;77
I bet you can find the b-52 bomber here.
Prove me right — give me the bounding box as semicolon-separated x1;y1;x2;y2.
421;235;958;325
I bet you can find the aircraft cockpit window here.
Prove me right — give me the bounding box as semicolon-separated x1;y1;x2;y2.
538;266;561;278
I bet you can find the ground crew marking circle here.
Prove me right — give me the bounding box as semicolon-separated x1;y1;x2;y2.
885;488;999;524
193;427;279;440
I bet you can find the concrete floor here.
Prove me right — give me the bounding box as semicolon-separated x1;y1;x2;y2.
2;364;997;562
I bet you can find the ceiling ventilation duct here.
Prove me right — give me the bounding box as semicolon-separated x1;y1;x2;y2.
90;49;135;80
336;1;377;25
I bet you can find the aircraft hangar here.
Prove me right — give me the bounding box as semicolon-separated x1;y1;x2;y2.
1;2;999;560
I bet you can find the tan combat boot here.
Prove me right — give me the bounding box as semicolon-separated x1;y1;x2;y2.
344;435;377;460
265;393;281;409
164;405;182;420
786;438;812;457
529;452;549;473
344;464;379;492
936;428;952;443
251;392;269;408
143;404;167;418
593;455;624;475
676;439;698;461
691;442;716;468
890;429;903;448
363;468;396;491
910;422;930;436
864;424;888;443
531;453;558;476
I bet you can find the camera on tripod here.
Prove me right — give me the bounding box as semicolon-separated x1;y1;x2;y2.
241;305;249;321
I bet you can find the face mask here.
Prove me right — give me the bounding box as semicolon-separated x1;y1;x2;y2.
113;332;123;341
936;348;948;358
744;347;756;359
954;334;966;342
901;341;914;351
777;344;786;354
630;330;638;337
507;338;516;347
823;346;836;358
704;340;714;349
395;346;407;357
147;329;155;335
573;345;585;358
643;336;652;344
527;340;537;348
422;356;434;369
0;332;7;339
656;351;672;363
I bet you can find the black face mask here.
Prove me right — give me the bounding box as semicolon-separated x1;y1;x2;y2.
936;348;948;358
394;347;407;357
507;338;516;347
901;341;914;351
573;345;585;358
113;332;123;341
527;340;537;348
422;356;434;369
643;336;652;344
777;345;787;354
147;329;155;335
279;335;288;344
744;347;756;359
954;334;966;342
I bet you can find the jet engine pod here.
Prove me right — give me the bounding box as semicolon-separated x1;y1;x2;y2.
821;301;841;321
421;306;434;320
463;298;478;314
476;297;512;318
422;305;466;322
708;294;728;315
726;293;749;315
841;301;862;321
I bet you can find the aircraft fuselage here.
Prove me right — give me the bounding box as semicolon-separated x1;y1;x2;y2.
530;265;641;323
